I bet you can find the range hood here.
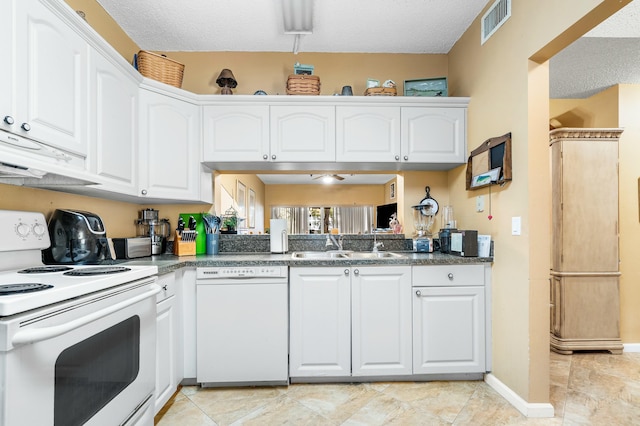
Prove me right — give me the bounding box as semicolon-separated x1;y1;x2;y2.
0;162;96;187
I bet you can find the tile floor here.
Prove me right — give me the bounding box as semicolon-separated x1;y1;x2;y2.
155;351;640;425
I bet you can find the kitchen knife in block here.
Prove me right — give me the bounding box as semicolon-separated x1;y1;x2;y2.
173;230;196;256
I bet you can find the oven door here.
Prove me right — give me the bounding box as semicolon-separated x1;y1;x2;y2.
0;278;159;426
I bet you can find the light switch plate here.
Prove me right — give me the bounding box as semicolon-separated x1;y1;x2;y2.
476;196;484;212
512;216;521;235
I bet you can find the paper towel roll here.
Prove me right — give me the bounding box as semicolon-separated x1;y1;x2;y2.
270;219;288;253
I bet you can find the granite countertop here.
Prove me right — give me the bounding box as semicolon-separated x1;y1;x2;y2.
121;252;493;275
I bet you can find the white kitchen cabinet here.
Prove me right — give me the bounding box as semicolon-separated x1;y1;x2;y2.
139;89;207;202
1;0;88;156
289;267;351;377
202;105;269;162
88;50;138;195
336;106;401;163
270;106;336;162
155;272;179;415
290;265;411;378
401;107;466;164
351;266;412;376
412;265;486;374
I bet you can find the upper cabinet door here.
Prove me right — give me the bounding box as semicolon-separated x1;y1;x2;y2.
89;51;138;195
336;106;400;163
13;0;88;156
139;89;201;201
202;105;269;162
401;107;466;164
270;106;336;162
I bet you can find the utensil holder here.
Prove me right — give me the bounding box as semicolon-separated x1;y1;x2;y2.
206;233;219;255
173;230;196;256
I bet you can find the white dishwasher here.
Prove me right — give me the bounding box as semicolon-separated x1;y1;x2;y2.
196;266;289;386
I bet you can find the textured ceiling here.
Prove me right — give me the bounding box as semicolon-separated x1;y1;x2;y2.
95;0;488;54
550;1;640;99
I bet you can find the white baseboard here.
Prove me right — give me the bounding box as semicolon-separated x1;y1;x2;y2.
484;374;555;418
624;343;640;352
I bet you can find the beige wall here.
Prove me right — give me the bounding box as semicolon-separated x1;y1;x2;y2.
0;183;209;238
550;86;619;127
449;0;631;404
214;173;266;233
550;84;640;343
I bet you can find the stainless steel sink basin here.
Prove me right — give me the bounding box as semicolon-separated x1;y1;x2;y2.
291;251;403;260
347;252;404;259
291;251;352;259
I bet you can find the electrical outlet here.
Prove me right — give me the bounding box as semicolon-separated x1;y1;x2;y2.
476;196;484;212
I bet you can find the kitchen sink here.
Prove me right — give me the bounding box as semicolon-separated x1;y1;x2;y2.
291;251;352;259
291;251;404;260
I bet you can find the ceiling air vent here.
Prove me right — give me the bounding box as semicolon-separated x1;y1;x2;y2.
481;0;511;45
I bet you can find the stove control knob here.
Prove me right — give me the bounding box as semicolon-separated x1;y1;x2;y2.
16;222;30;238
32;222;47;237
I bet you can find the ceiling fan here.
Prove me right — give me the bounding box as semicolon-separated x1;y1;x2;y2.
311;174;345;182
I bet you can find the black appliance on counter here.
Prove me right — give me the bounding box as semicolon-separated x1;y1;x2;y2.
42;209;111;264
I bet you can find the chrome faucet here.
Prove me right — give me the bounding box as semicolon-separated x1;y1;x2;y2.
372;232;384;252
327;234;344;250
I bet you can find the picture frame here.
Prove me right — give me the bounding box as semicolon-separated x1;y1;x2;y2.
236;180;246;220
404;77;448;97
248;189;256;229
390;182;396;200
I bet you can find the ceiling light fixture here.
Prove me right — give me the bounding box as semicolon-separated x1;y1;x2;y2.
282;0;313;54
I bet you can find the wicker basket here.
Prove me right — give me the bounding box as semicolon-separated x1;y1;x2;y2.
137;50;185;88
286;74;320;95
364;87;397;96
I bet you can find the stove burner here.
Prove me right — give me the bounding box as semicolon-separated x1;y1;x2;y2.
63;266;131;276
18;266;74;274
0;283;54;295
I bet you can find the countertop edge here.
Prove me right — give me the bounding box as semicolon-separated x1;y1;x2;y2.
121;253;493;275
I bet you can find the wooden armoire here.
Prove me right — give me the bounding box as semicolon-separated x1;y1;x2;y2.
549;128;624;355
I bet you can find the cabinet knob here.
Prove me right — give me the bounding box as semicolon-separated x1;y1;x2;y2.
20;122;31;132
3;116;14;125
448;273;454;280
354;269;359;275
395;155;400;161
271;154;276;160
141;189;148;196
263;154;268;160
162;285;168;291
344;269;349;276
404;155;409;161
415;290;422;297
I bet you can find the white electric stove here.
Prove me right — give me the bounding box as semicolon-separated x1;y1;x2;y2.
0;209;159;426
0;209;157;316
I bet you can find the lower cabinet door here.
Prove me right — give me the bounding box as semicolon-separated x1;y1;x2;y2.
155;295;176;414
289;267;351;377
351;266;412;376
413;286;485;374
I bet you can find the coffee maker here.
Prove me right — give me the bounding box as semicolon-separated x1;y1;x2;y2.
135;209;170;255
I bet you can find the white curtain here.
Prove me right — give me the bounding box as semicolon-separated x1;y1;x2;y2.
271;206;373;234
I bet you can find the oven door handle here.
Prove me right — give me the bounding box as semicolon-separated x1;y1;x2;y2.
11;285;161;346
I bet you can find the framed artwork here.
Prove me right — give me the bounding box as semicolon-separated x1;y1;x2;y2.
248;189;256;229
390;182;396;200
236;180;246;219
